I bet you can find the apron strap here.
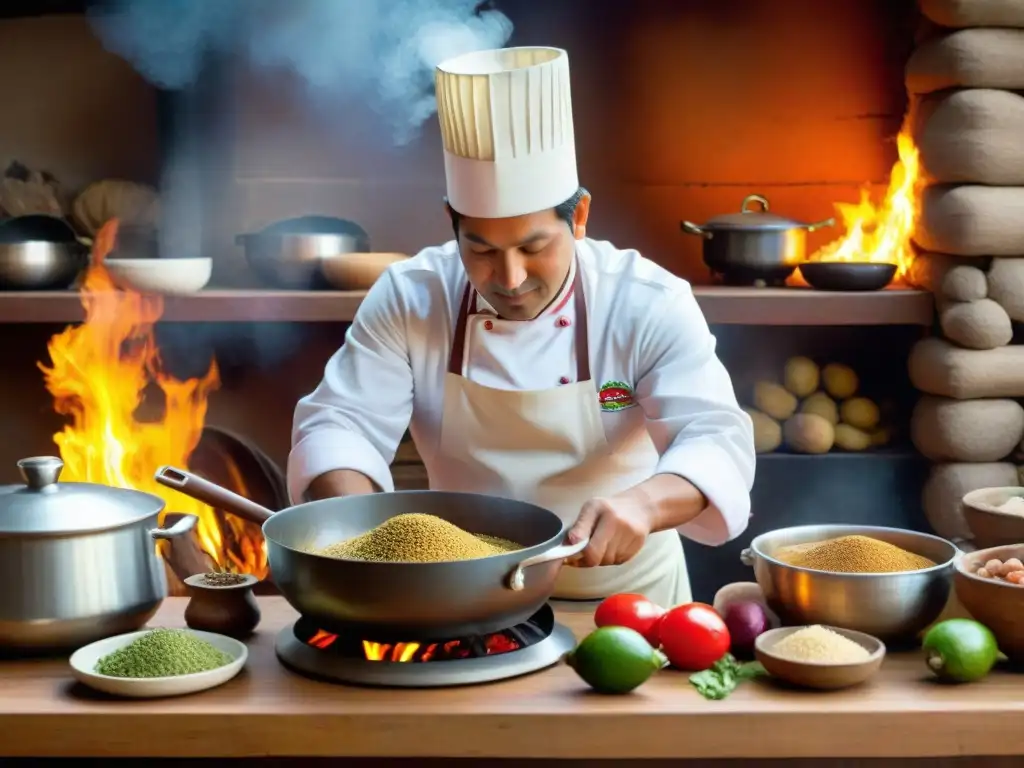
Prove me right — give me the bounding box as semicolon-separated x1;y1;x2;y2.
447;263;591;382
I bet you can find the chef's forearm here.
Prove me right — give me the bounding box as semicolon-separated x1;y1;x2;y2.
624;473;708;532
306;469;380;501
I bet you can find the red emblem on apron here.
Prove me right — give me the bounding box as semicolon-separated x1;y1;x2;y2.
598;380;636;411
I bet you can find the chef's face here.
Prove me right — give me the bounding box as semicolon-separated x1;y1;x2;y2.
454;193;591;320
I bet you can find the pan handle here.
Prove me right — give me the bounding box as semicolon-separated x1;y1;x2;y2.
804;217;836;233
154;466;275;526
680;221;712;239
507;536;590;592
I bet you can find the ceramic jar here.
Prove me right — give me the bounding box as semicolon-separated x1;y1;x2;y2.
183;573;261;639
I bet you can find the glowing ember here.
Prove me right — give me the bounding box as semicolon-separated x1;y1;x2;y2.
37;219;268;577
305;629;521;662
804;121;923;281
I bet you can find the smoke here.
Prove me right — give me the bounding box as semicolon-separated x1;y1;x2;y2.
88;0;513;144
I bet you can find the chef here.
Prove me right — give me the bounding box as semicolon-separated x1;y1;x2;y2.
288;46;755;607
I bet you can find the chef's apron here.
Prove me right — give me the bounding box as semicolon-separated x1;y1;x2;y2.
430;264;692;608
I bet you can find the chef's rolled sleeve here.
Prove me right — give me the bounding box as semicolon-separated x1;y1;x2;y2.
287;270;414;503
635;283;756;547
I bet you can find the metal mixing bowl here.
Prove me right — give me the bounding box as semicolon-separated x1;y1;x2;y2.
0;241;88;290
741;524;957;641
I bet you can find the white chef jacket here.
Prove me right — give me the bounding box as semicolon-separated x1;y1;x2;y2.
288;237;755;546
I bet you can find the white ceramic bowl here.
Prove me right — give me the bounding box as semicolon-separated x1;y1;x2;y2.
104;257;212;294
69;628;247;698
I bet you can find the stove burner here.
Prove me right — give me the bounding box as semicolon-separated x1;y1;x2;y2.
275;603;577;688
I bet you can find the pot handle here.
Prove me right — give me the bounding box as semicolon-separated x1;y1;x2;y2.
507;536;590;591
154;466;275;526
740;547;755;567
151;513;198;540
741;194;771;213
680;221;712;239
804;217;836;233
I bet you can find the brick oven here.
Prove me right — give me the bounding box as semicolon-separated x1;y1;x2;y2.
2;0;1019;601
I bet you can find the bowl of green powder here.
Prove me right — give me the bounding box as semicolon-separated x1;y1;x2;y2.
69;627;247;698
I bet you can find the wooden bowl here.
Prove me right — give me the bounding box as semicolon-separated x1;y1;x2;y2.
321;252;407;290
954;544;1024;662
961;487;1024;549
754;625;886;690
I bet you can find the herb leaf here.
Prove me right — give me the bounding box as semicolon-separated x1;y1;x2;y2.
689;653;766;700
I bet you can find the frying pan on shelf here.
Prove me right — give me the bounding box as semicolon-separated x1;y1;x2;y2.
799;262;897;292
154;466;587;641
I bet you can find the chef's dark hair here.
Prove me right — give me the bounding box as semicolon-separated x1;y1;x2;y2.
446;186;589;238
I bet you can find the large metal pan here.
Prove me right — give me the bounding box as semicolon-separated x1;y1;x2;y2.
154;467;587;641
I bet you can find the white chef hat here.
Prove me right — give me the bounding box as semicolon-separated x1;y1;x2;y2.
435;46;579;219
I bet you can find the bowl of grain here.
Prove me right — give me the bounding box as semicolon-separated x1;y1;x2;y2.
754;624;885;690
741;524;957;642
961;487;1024;549
954;544;1024;662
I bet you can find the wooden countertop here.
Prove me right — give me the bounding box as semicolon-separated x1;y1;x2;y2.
0;597;1021;759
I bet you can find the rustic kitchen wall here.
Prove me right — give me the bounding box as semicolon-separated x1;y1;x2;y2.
904;0;1024;548
212;0;916;287
0;15;158;192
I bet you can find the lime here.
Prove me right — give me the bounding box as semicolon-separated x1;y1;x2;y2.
922;619;999;683
565;626;668;694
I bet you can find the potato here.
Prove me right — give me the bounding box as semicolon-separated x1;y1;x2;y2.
783;413;835;454
822;363;858;400
753;381;798;421
870;427;891;447
834;423;872;451
744;407;782;454
800;391;839;425
840;397;881;431
783;356;820;398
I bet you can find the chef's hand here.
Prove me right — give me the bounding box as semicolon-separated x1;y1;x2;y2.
564;494;654;567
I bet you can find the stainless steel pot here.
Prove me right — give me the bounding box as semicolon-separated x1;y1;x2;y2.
0;215;90;290
0;241;88;290
0;456;197;649
236;215;371;290
741;524;957;642
681;194;835;286
154;467;588;641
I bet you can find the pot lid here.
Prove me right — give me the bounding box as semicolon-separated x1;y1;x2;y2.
701;194;808;231
0;457;165;535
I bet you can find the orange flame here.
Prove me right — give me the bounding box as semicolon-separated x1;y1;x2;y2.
806;122;923;281
38;219;268;577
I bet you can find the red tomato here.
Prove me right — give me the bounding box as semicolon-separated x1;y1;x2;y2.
593;593;666;646
658;603;731;671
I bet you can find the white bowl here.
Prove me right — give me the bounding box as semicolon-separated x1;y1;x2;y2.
69;628;247;698
104;257;212;294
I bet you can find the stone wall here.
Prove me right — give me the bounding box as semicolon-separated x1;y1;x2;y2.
905;0;1024;547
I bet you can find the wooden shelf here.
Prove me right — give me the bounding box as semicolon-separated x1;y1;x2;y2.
0;286;934;325
695;287;933;326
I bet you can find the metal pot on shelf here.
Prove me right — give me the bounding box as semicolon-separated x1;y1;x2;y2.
681;194;835;287
0;214;90;291
236;215;371;290
0;456;197;650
